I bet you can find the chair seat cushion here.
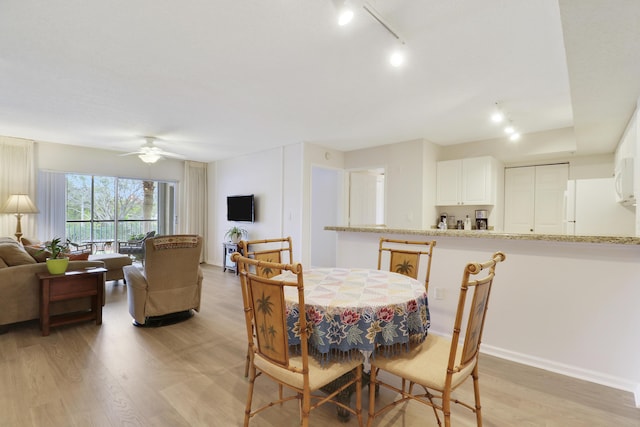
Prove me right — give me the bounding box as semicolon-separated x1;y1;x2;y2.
372;334;476;390
254;353;362;391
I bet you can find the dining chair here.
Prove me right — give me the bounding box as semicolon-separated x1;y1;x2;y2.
232;253;364;427
238;236;293;278
237;237;294;376
377;237;436;292
367;251;506;427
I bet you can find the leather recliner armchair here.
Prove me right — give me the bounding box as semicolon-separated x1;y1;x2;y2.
123;235;203;326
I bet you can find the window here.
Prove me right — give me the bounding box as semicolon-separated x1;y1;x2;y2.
65;174;175;248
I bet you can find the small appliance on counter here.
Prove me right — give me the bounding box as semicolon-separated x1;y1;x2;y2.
475;209;488;230
438;213;448;230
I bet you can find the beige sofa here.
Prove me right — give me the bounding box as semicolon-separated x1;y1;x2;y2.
0;237;104;327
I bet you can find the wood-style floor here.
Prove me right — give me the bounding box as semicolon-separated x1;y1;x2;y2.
1;264;639;426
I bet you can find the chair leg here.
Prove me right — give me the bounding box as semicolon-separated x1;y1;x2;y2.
244;365;256;427
366;367;378;427
355;364;364;427
301;389;311;427
472;365;483;427
443;388;452;427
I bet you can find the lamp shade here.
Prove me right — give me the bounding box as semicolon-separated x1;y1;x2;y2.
1;194;39;214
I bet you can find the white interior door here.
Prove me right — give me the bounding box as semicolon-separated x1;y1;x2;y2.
349;171;382;226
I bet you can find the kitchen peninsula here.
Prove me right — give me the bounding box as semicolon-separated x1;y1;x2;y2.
324;225;640;407
325;225;640;245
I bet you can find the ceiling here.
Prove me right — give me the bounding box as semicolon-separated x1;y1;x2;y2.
0;0;638;163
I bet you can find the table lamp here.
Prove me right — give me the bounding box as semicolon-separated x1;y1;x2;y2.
1;194;39;241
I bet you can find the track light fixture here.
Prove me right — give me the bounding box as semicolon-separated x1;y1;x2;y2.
363;3;407;67
332;1;408;67
491;102;521;142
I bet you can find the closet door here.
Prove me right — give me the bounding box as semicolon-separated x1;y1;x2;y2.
503;164;568;234
534;164;568;234
504;167;535;233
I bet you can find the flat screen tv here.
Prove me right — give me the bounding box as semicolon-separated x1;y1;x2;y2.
227;194;255;222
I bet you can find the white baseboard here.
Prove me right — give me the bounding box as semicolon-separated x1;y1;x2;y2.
428;330;640;407
481;343;640;407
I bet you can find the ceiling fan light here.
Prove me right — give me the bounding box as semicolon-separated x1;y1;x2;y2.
509;132;521;141
139;153;161;163
491;112;504;123
504;125;515;134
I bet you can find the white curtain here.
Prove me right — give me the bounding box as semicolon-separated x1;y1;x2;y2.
36;171;67;241
179;161;208;262
0;137;36;239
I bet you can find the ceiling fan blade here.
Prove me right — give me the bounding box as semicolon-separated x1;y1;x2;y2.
118;151;142;156
156;151;185;159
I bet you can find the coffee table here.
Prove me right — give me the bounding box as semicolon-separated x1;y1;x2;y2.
38;267;107;336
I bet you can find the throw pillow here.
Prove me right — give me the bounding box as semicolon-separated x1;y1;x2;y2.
24;245;50;263
21;236;42;246
68;252;90;261
0;241;37;266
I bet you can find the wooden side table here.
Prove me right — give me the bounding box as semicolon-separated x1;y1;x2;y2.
37;267;107;336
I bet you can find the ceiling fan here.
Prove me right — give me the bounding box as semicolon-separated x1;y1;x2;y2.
119;136;185;164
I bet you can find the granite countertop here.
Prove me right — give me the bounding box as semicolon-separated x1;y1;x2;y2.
324;225;640;245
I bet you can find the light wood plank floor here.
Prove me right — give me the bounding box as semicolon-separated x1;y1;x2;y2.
1;264;639;426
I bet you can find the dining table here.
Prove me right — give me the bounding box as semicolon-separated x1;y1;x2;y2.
279;267;430;362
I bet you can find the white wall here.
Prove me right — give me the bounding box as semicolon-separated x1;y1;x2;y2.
212;146;285;265
344;139;440;229
333;230;640;400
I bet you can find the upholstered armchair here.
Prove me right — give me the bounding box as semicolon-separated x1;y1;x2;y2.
123;235;203;326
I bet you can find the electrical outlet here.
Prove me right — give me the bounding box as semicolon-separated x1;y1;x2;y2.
434;288;445;300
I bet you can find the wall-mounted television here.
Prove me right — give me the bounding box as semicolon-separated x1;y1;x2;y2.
227;194;255;222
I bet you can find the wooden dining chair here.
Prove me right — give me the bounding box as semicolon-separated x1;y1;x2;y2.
237;237;294;376
238;236;293;278
231;253;364;427
377;237;436;292
367;251;506;427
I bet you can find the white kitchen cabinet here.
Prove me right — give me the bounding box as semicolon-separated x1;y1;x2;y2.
436;156;500;206
503;164;568;234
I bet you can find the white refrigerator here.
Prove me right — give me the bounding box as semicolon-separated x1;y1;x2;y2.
565;177;635;236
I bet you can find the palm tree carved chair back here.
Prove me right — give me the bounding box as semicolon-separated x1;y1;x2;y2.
377;237;436;292
237;237;294;376
239;237;293;279
232;253;363;427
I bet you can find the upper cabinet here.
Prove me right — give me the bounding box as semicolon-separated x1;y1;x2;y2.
436;156;501;206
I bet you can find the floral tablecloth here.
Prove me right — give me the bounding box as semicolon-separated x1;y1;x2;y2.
280;268;429;360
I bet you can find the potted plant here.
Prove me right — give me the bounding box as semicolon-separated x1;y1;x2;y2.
41;237;70;274
225;226;247;243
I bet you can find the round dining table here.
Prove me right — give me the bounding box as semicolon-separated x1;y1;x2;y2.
280;267;430;361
